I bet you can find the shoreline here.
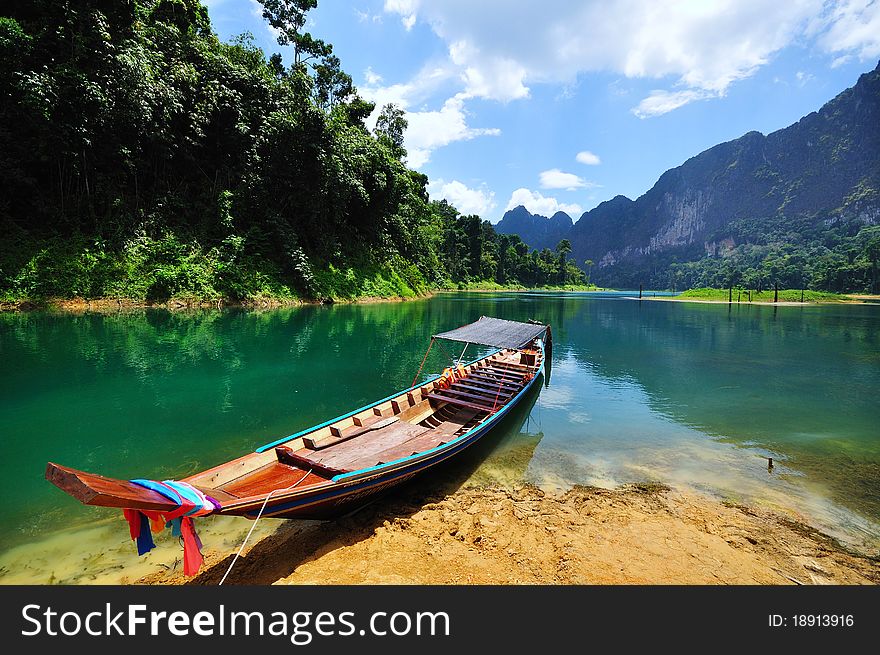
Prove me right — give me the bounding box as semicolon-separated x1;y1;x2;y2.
632;295;875;306
134;483;878;586
0;286;603;313
5;289;874;312
0;292;435;314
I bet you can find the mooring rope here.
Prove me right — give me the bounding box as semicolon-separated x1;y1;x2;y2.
218;468;313;586
410;337;435;387
434;338;457;365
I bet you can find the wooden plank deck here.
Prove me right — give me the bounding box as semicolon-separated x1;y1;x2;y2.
295;422;430;471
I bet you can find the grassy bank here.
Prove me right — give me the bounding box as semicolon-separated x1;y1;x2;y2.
677;287;852;303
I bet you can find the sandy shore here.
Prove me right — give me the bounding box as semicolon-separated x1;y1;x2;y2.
137;483;878;586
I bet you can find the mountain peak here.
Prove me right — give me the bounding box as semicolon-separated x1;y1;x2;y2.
493;62;879;290
496;206;575;250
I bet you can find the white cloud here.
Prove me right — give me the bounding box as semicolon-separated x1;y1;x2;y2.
248;0;282;41
576;150;601;165
364;67;383;86
795;70;815;86
427;179;497;216
632;89;714;118
355;9;383;24
384;0;418;30
405;95;501;167
361;62;457;122
361;64;500;168
505;188;582;218
810;0;880;62
449;41;530;102
382;0;880;117
539;169;594;191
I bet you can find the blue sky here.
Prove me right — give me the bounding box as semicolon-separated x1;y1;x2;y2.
204;1;880;222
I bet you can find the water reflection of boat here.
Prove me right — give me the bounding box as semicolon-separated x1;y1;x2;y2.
45;317;551;574
466;385;545;487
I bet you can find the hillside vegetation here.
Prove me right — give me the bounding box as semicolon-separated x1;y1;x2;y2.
0;0;588;306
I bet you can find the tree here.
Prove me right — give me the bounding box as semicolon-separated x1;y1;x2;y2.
584;259;594;286
313;54;353;110
257;0;331;66
374;103;408;159
555;239;572;284
866;234;880;294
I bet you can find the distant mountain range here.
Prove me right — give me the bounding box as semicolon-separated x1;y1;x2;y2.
494;206;573;252
496;61;880;289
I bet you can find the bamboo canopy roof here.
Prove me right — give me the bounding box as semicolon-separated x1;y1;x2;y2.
433;316;549;350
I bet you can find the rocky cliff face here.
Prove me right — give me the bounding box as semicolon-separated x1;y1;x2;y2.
501;61;880;288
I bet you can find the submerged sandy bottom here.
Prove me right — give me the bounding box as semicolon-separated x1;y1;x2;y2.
0;514;286;585
2;444;878;585
139;484;878;586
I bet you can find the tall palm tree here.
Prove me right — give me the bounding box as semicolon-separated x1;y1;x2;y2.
584;259;594;286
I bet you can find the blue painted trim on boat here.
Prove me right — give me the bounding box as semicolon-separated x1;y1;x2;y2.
254;347;503;453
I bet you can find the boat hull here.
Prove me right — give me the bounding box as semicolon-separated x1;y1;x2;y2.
240;370;543;520
46;332;548;523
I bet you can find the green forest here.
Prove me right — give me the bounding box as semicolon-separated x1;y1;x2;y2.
643;214;880;294
0;0;588;305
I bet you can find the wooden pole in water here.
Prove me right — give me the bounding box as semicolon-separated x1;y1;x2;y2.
728;285;732;303
801;287;805;303
639;283;643;299
774;282;778;303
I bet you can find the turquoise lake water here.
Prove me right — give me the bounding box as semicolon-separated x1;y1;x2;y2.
1;292;878;578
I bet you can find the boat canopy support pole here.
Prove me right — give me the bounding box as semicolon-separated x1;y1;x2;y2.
457;342;469;364
411;337;436;388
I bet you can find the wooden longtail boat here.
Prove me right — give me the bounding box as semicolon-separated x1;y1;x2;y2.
46;317;551;527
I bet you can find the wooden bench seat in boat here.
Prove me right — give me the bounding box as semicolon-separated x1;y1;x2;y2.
457;376;520;391
428;393;495;413
490;361;530;372
468;373;522;388
436;386;507;404
449;381;515;396
481;367;524;380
